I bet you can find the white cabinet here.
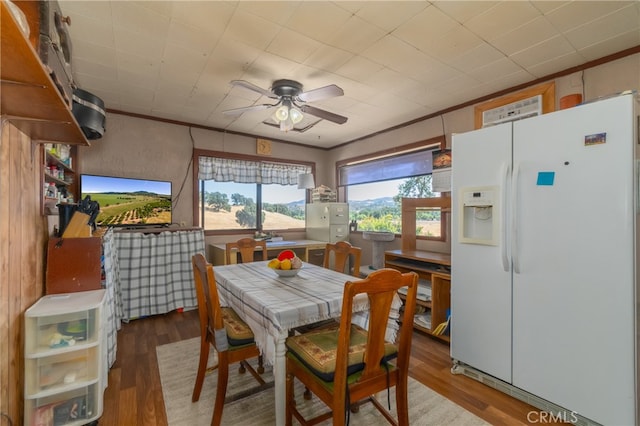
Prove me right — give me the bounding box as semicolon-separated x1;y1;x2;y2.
305;203;349;243
24;290;106;426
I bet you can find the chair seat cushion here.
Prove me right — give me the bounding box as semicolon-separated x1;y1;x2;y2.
286;323;398;382
222;307;255;346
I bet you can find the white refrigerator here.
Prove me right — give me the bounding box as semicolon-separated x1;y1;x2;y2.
451;93;638;425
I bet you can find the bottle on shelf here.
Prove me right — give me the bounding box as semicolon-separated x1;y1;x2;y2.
46;183;57;198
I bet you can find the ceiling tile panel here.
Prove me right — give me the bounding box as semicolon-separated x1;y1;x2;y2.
327;15;387;54
111;2;171;37
564;5;640;50
490;16;558;56
393;5;459;51
266;28;322;63
545;1;635;32
115;50;162;81
433;74;483;98
423;25;485;63
153;80;192;106
361;35;426;72
468;57;523;84
526;52;587;78
60;0;113;21
170;1;237;35
578;30;640;61
530;1;570;15
432;1;500;24
113;27;165;62
66;15;115;50
209;38;262;71
302;45;353;73
354;1;428;32
225;9;281;50
466;1;542;41
238;1;300;26
447;43;505;73
245;51;299;82
364;67;417;96
335;56;385;83
510;35;577;69
116;69;158;92
59;1;640;148
72;58;118;83
166;20;220;56
284;2;352;43
71;41;118;70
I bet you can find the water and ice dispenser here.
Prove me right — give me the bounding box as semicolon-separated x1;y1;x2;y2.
458;186;499;245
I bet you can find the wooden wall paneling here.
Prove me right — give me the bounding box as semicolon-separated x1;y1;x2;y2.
0;121;11;425
9;122;23;426
0;121;47;426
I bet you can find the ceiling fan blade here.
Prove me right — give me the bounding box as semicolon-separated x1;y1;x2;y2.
297;84;344;103
300;104;348;124
222;104;274;116
230;80;278;99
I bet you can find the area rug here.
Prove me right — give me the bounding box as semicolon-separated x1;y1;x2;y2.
157;338;489;425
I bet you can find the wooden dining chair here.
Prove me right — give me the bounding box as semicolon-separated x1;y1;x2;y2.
285;268;418;426
225;238;268;264
323;241;361;277
191;253;270;426
292;241;363;358
294;241;363;338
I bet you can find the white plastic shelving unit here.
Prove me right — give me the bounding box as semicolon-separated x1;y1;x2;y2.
24;289;106;426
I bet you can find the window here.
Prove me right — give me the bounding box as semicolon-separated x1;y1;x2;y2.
337;138;446;240
193;149;312;234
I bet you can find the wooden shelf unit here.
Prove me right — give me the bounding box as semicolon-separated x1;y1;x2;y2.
385;197;453;341
1;1;89;146
43;147;79;212
385;250;451;342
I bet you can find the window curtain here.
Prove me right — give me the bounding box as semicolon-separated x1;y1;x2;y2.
338;149;436;186
198;156;310;185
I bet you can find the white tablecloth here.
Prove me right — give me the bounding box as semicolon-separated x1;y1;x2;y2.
214;260;400;365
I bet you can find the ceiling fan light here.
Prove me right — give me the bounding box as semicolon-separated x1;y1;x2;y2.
289;107;303;124
280;116;294;132
274;105;289;121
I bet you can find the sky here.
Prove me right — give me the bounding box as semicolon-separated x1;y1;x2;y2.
82;174;172;195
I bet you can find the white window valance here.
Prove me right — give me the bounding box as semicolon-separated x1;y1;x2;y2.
198;156;311;185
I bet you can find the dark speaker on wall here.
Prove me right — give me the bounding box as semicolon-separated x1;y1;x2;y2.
72;88;106;140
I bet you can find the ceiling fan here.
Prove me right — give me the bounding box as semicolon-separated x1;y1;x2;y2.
222;79;348;131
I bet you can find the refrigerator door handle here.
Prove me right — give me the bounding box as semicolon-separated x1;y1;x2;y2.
501;163;510;272
512;162;521;274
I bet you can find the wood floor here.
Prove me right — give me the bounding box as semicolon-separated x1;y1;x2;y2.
98;309;547;425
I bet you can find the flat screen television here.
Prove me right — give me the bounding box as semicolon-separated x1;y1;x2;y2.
80;174;172;227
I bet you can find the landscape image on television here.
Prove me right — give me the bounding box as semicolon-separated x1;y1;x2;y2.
81;174;172;226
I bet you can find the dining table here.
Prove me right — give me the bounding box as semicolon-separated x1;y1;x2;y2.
213;260;401;426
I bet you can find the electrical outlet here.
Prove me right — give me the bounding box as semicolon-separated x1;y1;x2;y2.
180;221;186;227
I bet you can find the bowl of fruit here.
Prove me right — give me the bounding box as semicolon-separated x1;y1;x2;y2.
268;249;303;277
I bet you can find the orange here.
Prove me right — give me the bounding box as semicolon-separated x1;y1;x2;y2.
280;259;292;270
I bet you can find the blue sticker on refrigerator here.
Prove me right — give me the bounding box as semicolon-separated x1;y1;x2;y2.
536;171;555;186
